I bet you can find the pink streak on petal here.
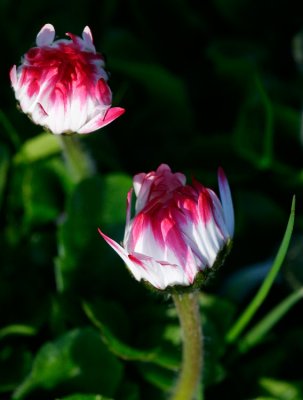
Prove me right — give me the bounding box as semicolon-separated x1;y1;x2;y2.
128;254;146;268
129;213;147;249
65;31;83;50
97;78;112;105
218;167;234;237
175;190;199;224
198;188;212;223
28;80;40;97
37;103;48;116
36;24;55;47
159;212;197;282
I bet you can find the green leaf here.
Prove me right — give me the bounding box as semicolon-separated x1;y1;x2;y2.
226;196;296;343
0;345;32;393
57;395;112;400
232;76;274;169
21;162;62;228
99;174;133;226
0;144;10;209
13;327;123;400
136;363;175;392
13;132;61;165
200;293;236;338
259;377;303;400
212;0;251;24
0;109;20;149
206;39;262;84
199;293;236;387
272;103;301;142
109;58;193;129
254;398;281;400
115;380;140;400
55;173;133;293
0;324;37;340
83;302;179;370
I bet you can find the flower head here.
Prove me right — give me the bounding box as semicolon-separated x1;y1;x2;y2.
99;164;234;291
10;23;125;134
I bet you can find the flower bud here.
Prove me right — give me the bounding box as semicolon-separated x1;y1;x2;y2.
99;164;234;291
10;23;125;135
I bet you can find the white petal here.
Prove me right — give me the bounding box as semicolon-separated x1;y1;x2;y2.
30;103;48;127
218;167;235;237
133;173;146;197
36;24;55;47
10;65;17;87
68;94;89;132
208;189;229;239
82;26;95;52
45;94;66;134
134;174;153;213
125;189;133;228
131;254;191;289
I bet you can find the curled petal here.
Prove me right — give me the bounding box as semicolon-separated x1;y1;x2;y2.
78;107;125;134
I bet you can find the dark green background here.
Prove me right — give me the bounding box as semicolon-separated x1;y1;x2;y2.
1;1;303;399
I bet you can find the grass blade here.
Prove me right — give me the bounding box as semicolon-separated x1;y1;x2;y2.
226;195;296;343
239;287;303;352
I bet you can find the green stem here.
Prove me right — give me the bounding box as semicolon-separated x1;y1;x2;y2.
57;135;95;183
171;291;203;400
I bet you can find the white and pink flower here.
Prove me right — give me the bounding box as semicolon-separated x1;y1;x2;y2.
10;23;125;134
99;164;234;290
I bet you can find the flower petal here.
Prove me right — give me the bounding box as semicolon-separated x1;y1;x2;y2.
129;253;193;289
218;167;234;237
133;172;154;213
82;26;95;52
78;107;125;134
99;227;193;289
36;23;55;47
9;65;17;87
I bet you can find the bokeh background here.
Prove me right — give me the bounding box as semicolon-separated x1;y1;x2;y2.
1;0;303;399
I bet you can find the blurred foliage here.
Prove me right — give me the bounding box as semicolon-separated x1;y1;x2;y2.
1;0;303;399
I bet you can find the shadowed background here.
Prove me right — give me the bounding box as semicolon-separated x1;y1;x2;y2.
1;0;303;399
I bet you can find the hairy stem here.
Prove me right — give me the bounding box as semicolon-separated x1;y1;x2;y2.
58;135;95;183
171;291;203;400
